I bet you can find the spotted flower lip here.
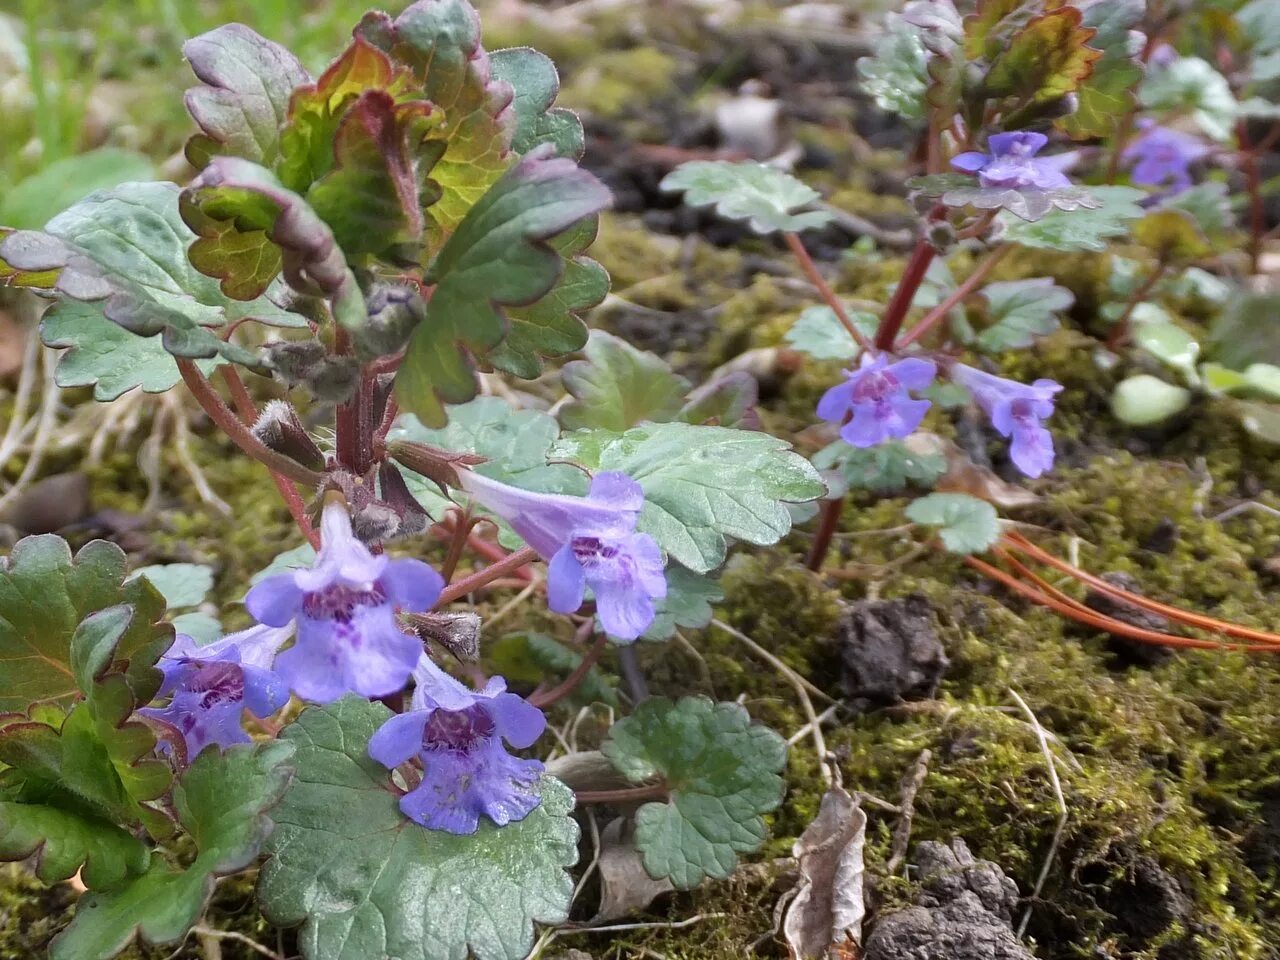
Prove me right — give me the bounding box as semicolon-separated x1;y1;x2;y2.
951;131;1076;191
245;498;444;703
140;625;292;759
1122;120;1210;194
458;470;667;641
367;657;546;835
951;364;1063;479
817;353;936;448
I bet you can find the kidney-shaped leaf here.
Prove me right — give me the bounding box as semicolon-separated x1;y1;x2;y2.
660;161;833;235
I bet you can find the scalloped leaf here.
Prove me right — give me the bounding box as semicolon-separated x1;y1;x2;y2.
0;536;170;711
491;47;584;159
785;305;877;362
551;422;826;573
394;147;610;426
984;7;1102;106
975;277;1073;352
639;568;724;643
1058;0;1145;139
257;697;578;960
356;0;517;254
40;301;225;402
905;492;1000;554
660;161;833;235
50;742;294;960
0;183;301;367
998;185;1145;251
910;173;1101;223
183;24;312;168
812;439;946;494
857;14;929;121
559;330;690;432
180;157;366;333
601;697;786;888
0;798;149;892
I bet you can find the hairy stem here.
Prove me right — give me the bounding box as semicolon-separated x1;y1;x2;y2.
436;546;539;606
177;359;323;487
219;367;319;549
528;627;607;709
784;232;873;352
897;244;1011;349
874;237;937;351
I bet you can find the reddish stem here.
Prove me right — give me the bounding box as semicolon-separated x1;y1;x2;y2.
440;510;477;584
784;232;873;353
1105;261;1168;350
177;360;322;487
218;367;319;549
807;496;844;572
875;237;937;351
436;546;539;606
897;245;1011;349
1238;119;1265;276
528;628;607;709
574;782;670;805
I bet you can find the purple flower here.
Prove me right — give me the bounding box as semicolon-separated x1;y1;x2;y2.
816;353;937;448
458;471;667;641
952;132;1075;191
245;498;444;703
368;658;546;834
1122;120;1210;194
951;364;1063;478
140;625;291;758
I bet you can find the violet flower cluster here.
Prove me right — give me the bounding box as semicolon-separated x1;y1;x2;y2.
817;354;937;448
1122;120;1209;195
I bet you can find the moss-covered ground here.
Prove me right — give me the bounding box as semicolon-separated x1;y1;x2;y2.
3;2;1280;959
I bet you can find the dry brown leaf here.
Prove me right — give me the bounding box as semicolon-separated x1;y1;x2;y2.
783;786;866;959
594;817;675;922
904;432;1039;508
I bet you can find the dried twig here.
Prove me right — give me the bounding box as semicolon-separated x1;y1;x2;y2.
886;749;932;874
1008;688;1068;938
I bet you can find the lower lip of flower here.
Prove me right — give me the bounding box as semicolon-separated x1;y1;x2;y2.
423;704;496;752
187;661;245;708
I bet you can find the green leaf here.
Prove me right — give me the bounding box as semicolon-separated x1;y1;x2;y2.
1238;0;1280;56
1058;0;1145;140
1110;374;1191;426
999;185;1146;251
912;175;1101;223
677;372;760;429
1133;321;1200;382
491;47;584;159
0;798;149;891
785;306;877;361
0;183;301;367
40;301;225;402
0;535;170;711
601;696;786;888
257;697;578;960
389;396;585;522
551;422;826;573
1156;182;1232;238
984;8;1103;106
660;161;833;235
395;148;609;426
975;277;1073;352
857;14;929;120
181;158;366;335
639;567;724;642
1140;57;1238;141
355;0;517;254
559;330;691;431
487;219;607;379
1237;401;1280;444
812;440;946;494
905;492;1000;554
169;612;223;646
1208;293;1280;369
1132;209;1211;262
489;632;618;707
127;563;215;610
0;149;153;230
182;24;311;168
50;742;295;960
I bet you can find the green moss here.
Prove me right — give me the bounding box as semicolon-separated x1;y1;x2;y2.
558;47;681;122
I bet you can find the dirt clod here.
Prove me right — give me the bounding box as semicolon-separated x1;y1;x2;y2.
838;595;948;708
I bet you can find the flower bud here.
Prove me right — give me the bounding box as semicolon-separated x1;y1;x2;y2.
251;400;326;472
399;611;482;662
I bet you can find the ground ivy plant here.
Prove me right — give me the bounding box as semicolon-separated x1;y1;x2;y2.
663;0;1280;570
0;3;824;957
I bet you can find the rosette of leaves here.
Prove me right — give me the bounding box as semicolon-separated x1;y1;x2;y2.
175;0;611;426
908;171;1101;223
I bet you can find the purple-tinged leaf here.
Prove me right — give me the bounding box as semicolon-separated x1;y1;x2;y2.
395;146;610;426
0;183;300;367
490;46;584;159
183;24;311;169
356;0;516;253
180;157;366;336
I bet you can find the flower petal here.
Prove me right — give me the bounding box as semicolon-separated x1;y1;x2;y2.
368;711;429;769
546;544;587;614
380;558;444;612
244;575;304;627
